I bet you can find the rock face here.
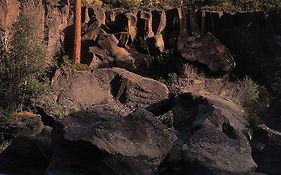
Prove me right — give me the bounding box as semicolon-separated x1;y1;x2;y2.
0;112;44;139
0;112;50;174
48;67;170;117
0;0;19;29
160;93;257;175
252;124;281;175
0;67;269;175
179;33;235;72
207;11;281;90
76;6;236;74
48;109;176;174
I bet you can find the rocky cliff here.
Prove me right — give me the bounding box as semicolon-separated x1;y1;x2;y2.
1;0;281;175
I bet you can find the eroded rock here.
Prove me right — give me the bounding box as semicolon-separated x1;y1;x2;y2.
43;67;171;118
252;124;281;175
48;108;176;174
179;33;236;73
160;93;257;175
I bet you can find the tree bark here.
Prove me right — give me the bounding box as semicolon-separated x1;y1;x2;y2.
73;0;81;64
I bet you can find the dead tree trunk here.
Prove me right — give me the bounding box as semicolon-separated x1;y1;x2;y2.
73;0;81;64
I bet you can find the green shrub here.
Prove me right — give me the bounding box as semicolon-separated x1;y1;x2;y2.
63;55;91;71
158;110;174;128
227;76;267;135
228;76;259;113
0;11;48;114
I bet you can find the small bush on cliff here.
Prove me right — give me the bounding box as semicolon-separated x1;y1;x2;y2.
227;76;269;134
158;110;174;128
0;11;48;115
228;76;259;112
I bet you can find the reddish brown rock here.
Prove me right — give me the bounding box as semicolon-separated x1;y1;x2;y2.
152;10;166;34
137;10;154;39
0;0;19;29
87;5;106;26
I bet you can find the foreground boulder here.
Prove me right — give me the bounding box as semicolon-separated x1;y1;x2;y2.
160;93;257;175
0;112;44;139
0;112;51;174
252;124;281;175
48;108;176;174
46;67;170;118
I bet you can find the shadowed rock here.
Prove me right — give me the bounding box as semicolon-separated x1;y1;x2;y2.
48;108;176;174
160;93;257;175
179;33;235;73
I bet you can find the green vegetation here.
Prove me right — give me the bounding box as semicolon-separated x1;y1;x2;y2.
228;76;260;112
227;76;270;139
63;55;91;71
101;0;281;11
158;110;174;128
0;11;48;116
103;0;182;9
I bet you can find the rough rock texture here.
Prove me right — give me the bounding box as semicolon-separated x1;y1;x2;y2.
252;124;281;175
47;67;170;117
48;108;176;175
92;68;170;113
179;33;235;72
0;0;19;29
44;4;71;62
206;11;281;89
0;112;44;139
0;112;51;175
76;6;237;74
160;93;257;175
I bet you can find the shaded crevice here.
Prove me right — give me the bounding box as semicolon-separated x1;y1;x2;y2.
109;75;122;99
222;123;236;139
36;107;55;128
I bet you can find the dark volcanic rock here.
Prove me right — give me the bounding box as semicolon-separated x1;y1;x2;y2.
0;136;49;175
179;33;235;73
48;108;176;174
0;112;44;139
45;67;170;117
0;113;51;175
80;7;240;75
92;67;170;114
252;124;281;175
160;93;256;175
87;5;106;26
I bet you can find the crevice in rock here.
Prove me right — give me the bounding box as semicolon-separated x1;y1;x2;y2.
36;107;55;128
222;123;236;139
109;74;122;99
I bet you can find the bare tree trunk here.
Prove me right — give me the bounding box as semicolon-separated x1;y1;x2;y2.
73;0;81;64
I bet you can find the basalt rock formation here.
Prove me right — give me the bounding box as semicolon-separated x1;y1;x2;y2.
1;1;281;175
78;6;235;74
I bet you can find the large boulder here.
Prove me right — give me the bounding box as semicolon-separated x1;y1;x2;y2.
42;67;170;118
87;5;106;26
252;124;281;175
48;108;176;175
50;68;112;115
179;33;236;73
0;112;51;175
92;67;171;114
0;112;44;139
160;92;257;175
